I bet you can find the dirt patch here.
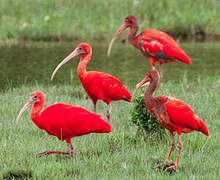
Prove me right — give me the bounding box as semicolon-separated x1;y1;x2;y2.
152;159;176;175
3;170;32;180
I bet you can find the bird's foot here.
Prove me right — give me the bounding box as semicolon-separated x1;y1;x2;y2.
164;159;171;166
106;114;110;122
36;149;74;158
36;150;49;158
152;158;177;174
164;165;177;172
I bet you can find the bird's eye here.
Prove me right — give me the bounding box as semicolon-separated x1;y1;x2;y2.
34;95;37;98
78;47;82;50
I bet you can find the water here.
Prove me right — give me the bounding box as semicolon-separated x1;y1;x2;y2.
0;41;220;91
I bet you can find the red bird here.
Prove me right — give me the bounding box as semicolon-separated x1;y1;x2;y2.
16;90;111;157
107;15;191;77
132;69;209;171
51;42;132;121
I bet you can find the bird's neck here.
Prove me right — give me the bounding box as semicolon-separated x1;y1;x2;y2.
144;77;160;110
31;101;44;126
77;53;92;80
128;24;139;48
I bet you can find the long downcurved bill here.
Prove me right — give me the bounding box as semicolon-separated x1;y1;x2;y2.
107;23;127;56
132;77;150;100
16;100;34;125
50;49;78;81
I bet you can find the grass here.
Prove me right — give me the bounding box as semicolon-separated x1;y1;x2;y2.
0;0;220;41
0;76;220;179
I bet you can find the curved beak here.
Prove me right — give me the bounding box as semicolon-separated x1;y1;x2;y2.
132;76;150;100
16;99;34;125
50;49;79;80
107;23;128;56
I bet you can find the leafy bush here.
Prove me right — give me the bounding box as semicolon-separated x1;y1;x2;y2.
130;94;165;135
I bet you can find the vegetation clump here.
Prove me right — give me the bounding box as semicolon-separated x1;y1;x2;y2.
130;94;165;135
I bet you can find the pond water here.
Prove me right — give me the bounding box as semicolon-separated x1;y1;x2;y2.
0;41;220;91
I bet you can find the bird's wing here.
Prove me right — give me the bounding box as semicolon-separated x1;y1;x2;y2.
39;103;111;139
85;71;132;102
164;97;201;131
138;29;191;64
99;73;132;101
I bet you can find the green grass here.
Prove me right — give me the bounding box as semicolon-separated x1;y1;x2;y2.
0;0;220;41
0;76;220;179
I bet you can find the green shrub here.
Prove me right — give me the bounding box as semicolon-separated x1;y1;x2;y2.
130;94;165;136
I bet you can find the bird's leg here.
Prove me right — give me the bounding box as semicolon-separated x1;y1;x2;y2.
159;63;163;79
67;142;74;154
93;104;96;113
107;104;111;122
150;58;156;70
36;143;74;158
165;135;182;171
174;135;182;170
165;132;175;165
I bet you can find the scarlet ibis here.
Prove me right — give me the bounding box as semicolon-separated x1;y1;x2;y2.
107;15;191;77
132;69;209;171
51;42;132;121
16;90;111;157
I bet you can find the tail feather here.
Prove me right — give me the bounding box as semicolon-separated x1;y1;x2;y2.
198;120;209;136
123;96;132;102
96;116;112;133
96;123;112;133
123;91;132;102
176;48;192;65
194;114;209;136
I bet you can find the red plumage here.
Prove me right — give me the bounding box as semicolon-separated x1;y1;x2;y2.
108;15;191;77
16;90;111;157
157;96;209;136
38;103;111;140
81;71;132;105
133;70;209;171
51;42;132;121
139;29;191;67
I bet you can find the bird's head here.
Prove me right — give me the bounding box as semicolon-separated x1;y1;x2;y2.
132;69;160;98
107;15;138;56
124;15;138;27
76;42;92;55
16;91;45;125
50;42;92;80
